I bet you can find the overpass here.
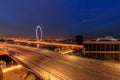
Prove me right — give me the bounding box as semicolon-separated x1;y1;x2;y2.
2;44;120;80
13;40;83;49
5;39;83;55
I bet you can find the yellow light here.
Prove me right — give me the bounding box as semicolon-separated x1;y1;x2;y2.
61;50;74;54
3;65;22;73
14;40;83;49
35;42;83;48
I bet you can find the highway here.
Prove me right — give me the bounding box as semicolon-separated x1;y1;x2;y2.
3;44;120;80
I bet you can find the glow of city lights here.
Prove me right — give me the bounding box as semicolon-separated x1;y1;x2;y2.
36;25;43;42
35;41;83;48
13;40;83;48
61;50;74;54
3;65;22;73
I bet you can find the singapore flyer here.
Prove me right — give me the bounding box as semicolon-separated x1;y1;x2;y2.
36;25;43;42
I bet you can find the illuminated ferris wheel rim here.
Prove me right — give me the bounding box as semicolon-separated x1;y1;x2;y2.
36;25;42;42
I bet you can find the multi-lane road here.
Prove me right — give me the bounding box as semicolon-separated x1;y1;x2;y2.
3;44;120;80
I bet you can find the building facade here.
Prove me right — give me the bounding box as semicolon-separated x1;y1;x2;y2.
84;40;120;61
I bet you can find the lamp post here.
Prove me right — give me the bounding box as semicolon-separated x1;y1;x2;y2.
0;65;3;80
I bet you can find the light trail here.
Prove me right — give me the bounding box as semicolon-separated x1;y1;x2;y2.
34;41;83;48
13;40;83;48
3;65;22;73
13;39;83;49
61;50;74;54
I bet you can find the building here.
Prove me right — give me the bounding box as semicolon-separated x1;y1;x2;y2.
83;36;120;61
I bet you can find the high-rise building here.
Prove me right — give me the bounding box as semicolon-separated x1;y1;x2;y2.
84;36;120;61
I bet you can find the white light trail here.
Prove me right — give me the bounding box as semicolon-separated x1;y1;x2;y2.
3;65;22;73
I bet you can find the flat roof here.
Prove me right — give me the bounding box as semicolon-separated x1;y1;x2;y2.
84;41;120;44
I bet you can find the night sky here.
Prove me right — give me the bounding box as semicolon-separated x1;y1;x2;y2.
0;0;120;39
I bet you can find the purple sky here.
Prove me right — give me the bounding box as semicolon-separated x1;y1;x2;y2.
0;0;120;39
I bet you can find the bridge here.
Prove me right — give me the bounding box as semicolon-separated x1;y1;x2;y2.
1;43;120;80
14;40;83;48
4;38;83;55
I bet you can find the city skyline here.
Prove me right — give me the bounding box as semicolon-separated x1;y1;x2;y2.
0;0;120;39
0;1;120;79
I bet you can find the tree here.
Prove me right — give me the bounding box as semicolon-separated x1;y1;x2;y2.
26;73;35;80
75;35;83;45
19;70;28;78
